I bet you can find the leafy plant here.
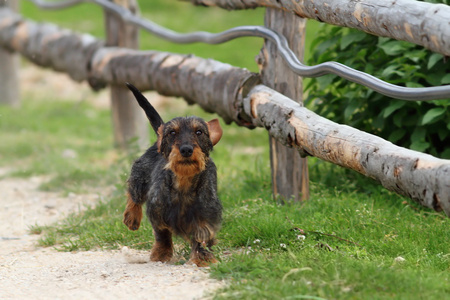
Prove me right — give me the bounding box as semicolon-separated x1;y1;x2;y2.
305;0;450;158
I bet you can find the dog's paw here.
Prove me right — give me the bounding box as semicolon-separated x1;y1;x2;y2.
189;248;218;267
188;256;218;267
123;210;141;231
150;242;174;263
123;193;143;231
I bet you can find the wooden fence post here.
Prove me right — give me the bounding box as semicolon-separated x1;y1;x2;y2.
104;0;148;150
0;0;19;107
256;8;309;201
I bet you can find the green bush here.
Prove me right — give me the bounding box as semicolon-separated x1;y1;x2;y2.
305;0;450;158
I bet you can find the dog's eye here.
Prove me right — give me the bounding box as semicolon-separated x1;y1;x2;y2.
170;130;176;136
195;130;202;136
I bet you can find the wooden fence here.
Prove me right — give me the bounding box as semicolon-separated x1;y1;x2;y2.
0;0;449;216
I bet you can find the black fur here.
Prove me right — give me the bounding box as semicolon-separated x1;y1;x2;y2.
126;82;164;133
123;83;222;266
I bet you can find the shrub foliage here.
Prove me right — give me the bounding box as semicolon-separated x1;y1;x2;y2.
305;0;450;158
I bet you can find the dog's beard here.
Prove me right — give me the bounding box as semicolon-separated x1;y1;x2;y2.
178;159;196;165
164;147;207;191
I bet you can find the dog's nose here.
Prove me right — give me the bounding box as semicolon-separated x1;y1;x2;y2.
179;145;194;158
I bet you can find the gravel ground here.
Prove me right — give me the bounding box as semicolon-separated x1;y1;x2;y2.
0;171;224;299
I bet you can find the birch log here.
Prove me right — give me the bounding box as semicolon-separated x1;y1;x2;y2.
244;85;450;216
257;8;309;201
188;0;450;57
0;10;449;215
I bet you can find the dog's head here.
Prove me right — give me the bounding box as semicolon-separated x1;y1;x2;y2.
159;116;222;177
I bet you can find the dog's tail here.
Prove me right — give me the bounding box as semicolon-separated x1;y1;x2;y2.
126;82;164;134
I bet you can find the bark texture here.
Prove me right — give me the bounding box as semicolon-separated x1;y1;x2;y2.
257;8;309;201
189;0;450;57
0;9;449;215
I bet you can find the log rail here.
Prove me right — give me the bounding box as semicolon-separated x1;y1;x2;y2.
1;10;448;216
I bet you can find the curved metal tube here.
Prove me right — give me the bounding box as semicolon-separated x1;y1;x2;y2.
27;0;450;101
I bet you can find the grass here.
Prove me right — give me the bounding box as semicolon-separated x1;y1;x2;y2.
0;94;125;193
21;0;265;72
213;183;449;299
2;95;448;299
1;1;448;299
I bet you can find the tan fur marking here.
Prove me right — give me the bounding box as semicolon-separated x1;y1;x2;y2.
168;120;181;133
165;146;207;191
156;125;164;152
123;192;142;231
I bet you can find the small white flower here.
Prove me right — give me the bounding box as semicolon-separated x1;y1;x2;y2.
253;239;261;244
394;256;406;263
297;235;306;241
280;243;287;249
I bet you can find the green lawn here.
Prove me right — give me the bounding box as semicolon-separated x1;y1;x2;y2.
0;1;447;299
2;96;448;299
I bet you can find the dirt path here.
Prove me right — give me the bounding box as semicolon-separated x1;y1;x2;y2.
0;67;224;299
0;170;224;299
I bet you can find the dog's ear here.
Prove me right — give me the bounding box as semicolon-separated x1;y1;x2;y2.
207;119;223;146
156;125;164;152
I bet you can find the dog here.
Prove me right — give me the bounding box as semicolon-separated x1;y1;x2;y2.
123;83;223;267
